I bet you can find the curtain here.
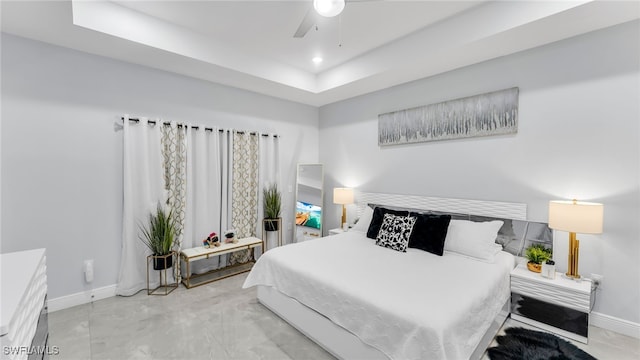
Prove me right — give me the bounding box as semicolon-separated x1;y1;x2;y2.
161;122;187;281
258;134;281;249
161;122;187;247
220;131;234;245
182;127;229;275
229;131;259;265
118;118;279;292
116;116;165;296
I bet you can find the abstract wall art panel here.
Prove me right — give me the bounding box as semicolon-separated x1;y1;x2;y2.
378;87;519;146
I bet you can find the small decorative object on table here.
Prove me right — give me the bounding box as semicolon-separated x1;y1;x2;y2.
541;259;556;279
203;232;220;248
224;229;238;244
525;244;552;273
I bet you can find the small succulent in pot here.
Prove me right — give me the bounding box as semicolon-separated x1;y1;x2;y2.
525;244;553;273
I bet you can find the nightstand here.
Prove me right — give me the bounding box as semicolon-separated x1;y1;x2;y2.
510;263;593;343
329;228;345;235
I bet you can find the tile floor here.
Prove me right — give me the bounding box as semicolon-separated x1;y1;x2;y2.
48;273;640;359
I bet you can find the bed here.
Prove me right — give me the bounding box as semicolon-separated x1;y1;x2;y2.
243;193;552;360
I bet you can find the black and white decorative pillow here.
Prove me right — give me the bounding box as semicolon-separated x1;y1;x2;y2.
375;213;417;252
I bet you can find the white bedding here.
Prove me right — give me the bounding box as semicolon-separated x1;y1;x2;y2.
243;231;515;360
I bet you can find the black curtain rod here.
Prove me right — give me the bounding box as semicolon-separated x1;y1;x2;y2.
120;116;277;137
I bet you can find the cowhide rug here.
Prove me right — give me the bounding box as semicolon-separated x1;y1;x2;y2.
487;327;597;360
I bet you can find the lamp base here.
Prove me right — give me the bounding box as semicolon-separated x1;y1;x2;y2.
566;232;580;279
562;273;582;280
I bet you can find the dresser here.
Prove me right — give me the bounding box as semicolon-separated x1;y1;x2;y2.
1;249;48;360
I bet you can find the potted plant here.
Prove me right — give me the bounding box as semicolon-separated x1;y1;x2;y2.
263;183;281;231
525;244;552;273
139;203;177;270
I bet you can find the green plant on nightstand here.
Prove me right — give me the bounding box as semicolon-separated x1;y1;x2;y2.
525;244;552;273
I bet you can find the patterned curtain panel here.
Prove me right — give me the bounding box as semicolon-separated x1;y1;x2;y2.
229;131;259;265
161;122;187;279
161;122;187;245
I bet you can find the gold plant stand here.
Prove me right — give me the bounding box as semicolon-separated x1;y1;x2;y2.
146;251;178;295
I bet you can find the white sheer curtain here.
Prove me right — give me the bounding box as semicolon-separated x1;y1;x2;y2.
182;127;232;275
116;116;165;296
220;132;234;243
258;134;281;248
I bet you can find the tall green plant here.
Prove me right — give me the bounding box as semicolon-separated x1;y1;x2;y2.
139;203;176;255
263;183;281;219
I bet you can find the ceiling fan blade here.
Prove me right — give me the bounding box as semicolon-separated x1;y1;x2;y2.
293;7;316;38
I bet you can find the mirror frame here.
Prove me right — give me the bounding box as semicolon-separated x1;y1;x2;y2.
294;164;324;242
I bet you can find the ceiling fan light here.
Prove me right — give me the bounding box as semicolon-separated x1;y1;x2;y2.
314;0;345;18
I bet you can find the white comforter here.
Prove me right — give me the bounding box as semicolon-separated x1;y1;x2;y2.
243;231;515;360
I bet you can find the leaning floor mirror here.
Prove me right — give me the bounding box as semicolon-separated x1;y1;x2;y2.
295;164;324;242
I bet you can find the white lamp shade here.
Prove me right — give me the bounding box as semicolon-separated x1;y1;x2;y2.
314;0;345;17
548;200;604;234
333;188;354;205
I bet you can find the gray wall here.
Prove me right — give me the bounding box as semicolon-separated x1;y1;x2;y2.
1;34;319;299
319;21;640;324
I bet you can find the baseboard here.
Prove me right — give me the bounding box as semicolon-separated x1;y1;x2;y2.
591;311;640;339
48;284;116;312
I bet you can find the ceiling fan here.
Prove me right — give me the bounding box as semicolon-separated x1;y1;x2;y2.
293;0;371;38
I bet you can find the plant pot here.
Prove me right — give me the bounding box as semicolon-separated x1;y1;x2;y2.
153;254;173;270
527;262;542;273
264;218;279;232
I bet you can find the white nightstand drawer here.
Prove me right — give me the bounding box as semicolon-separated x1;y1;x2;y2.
511;276;590;312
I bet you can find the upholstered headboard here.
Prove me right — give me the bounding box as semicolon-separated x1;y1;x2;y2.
354;192;552;257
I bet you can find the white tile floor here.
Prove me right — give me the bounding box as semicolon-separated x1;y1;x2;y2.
48;273;640;359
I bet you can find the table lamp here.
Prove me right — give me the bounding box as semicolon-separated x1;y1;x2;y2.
548;199;604;279
333;188;354;230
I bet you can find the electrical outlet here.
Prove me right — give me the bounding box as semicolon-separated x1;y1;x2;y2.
591;273;604;287
84;259;94;283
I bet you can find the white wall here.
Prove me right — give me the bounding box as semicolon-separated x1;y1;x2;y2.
0;34;319;300
319;21;640;326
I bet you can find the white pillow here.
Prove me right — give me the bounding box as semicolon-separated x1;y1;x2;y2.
351;206;374;233
444;219;504;262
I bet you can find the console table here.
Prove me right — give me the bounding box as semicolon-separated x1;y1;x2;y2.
180;237;263;288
